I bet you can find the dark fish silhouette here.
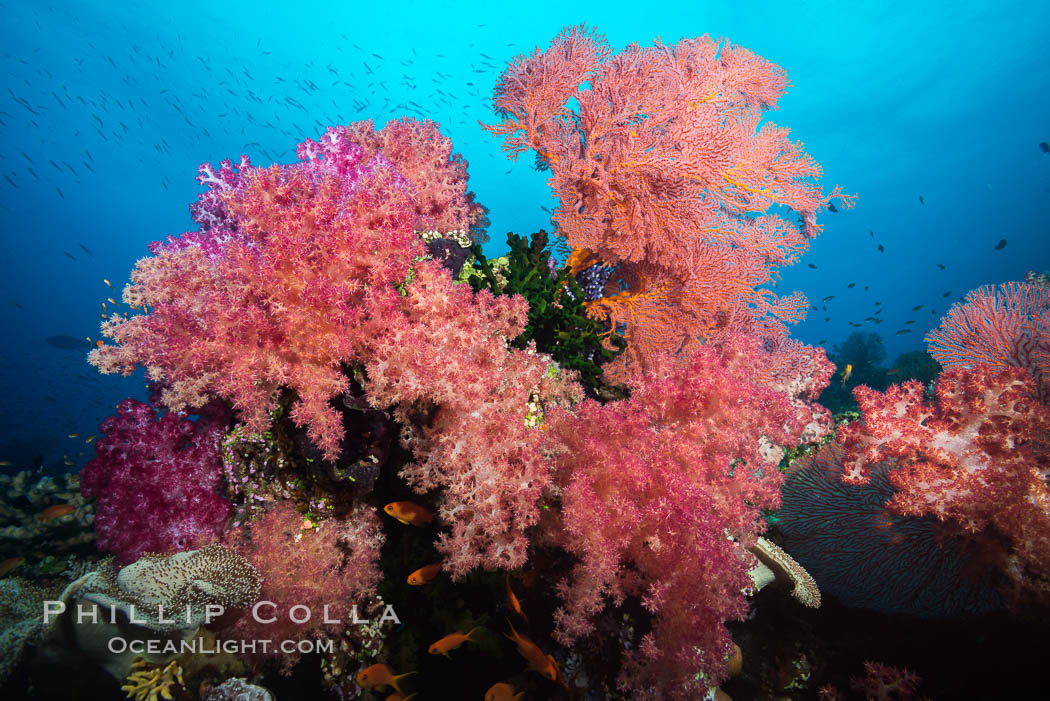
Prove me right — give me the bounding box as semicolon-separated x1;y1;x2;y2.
46;335;90;350
919;195;925;205
808;263;817;269
877;244;884;252
79;244;93;256
1040;141;1049;154
822;295;836;302
937;263;946;270
827;202;838;213
912;305;924;311
896;329;911;335
847;283;855;288
869;230;874;238
994;239;1007;250
943;290;952;297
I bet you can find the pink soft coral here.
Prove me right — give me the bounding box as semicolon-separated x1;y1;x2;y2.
368;262;583;576
541;337;802;698
89;119;485;461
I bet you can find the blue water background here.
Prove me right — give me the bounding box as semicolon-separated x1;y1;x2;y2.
1;0;1047;470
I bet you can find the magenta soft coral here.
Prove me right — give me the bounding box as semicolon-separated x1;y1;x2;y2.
80;398;232;564
541;337;802;698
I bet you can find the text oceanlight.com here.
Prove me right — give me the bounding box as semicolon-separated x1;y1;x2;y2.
108;637;337;656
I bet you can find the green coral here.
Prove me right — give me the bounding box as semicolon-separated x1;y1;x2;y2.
462;229;626;393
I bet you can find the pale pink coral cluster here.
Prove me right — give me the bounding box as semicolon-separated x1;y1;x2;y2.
224;501;384;672
368;262;583;576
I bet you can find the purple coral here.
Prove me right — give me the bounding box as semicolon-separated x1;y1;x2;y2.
80;398;233;564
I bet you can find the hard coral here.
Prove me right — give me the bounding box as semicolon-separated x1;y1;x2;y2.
80;398;232;564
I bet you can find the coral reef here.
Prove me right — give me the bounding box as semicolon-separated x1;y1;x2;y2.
837;364;1050;604
0;576;65;684
779;437;1002;617
25;25;922;701
224;502;385;672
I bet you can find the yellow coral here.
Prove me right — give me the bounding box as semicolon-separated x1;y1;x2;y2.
121;658;183;701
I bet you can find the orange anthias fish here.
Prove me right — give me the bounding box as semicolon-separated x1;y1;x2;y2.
428;627;480;658
0;556;25;578
505;619;559;681
407;562;441;586
505;572;528;624
37;504;75;522
485;682;525;701
383;501;434;527
564;247;599;274
355;664;415;694
840;363;853;387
